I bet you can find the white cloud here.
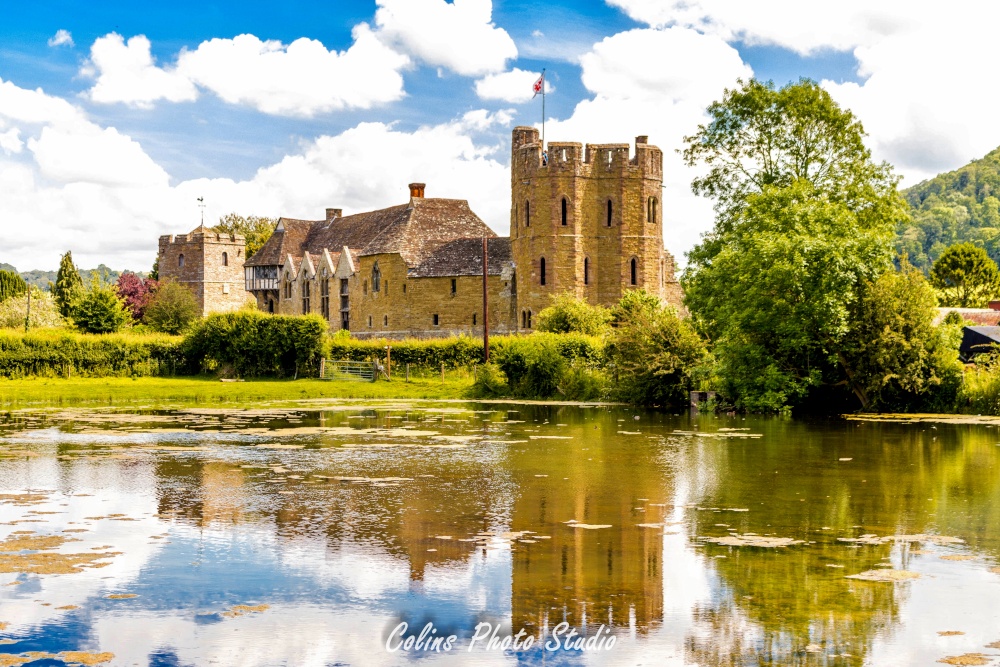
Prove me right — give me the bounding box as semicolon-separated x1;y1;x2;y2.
543;27;751;262
177;25;409;116
84;34;198;109
374;0;517;76
47;29;74;48
605;0;919;55
82;26;409;117
475;68;551;103
0;73;512;271
0;127;23;154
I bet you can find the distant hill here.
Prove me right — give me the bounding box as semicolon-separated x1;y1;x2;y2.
898;146;1000;271
0;263;137;290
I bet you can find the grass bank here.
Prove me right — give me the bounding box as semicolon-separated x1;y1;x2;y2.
0;375;475;408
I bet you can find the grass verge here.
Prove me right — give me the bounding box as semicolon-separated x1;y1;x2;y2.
0;375;475;408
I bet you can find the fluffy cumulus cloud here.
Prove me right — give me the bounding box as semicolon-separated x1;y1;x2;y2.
84;34;198;109
0;73;512;270
47;29;74;48
83;25;409;116
543;27;751;259
373;0;517;76
606;0;1000;186
474;68;550;103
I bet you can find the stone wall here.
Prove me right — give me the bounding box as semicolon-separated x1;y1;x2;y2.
157;228;251;316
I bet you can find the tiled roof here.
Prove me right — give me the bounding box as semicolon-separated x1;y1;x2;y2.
246;198;498;271
410;237;512;277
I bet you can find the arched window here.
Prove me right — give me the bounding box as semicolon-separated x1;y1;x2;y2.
647;197;658;224
222;252;228;266
540;257;546;286
525;200;530;227
561;197;568;226
584;257;590;285
178;253;185;268
630;257;638;286
606;200;613;227
527;310;532;328
521;311;526;328
372;262;381;292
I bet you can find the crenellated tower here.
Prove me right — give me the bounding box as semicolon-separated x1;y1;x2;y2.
509;126;681;329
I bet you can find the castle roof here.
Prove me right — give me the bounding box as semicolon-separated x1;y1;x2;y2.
410;237;512;277
246;197;498;272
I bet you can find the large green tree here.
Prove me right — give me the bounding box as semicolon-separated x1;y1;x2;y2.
52;251;83;318
214;213;278;259
73;278;131;334
681;79;933;412
930;242;1000;307
143;280;200;334
0;269;28;303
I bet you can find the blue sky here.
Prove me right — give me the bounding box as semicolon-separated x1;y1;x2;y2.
0;1;994;271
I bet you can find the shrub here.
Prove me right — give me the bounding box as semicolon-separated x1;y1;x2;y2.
536;292;612;336
606;289;708;407
0;270;28;303
182;312;327;377
73;280;130;334
492;335;567;398
556;361;609;401
144;281;200;334
116;272;157;321
0;329;184;378
472;362;508;397
0;288;64;329
942;310;966;326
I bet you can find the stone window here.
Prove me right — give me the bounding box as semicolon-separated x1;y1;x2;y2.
383;315;388;327
178;254;185;268
268;299;274;313
284;275;292;299
647;196;658;224
222;252;229;266
320;276;330;320
584;257;590;285
540;257;546;286
433;314;439;326
527;310;532;328
472;313;477;326
363;280;368;295
561;198;568;226
402;283;407;294
302;278;311;314
451;278;457;294
372;262;381;292
606;200;613;227
368;315;373;328
525;200;530;227
521;310;526;328
630;257;638;286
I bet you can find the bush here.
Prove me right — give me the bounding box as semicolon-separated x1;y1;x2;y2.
144;281;200;334
0;329;184;378
536;292;612;335
0;270;28;303
183;312;327;377
116;272;157;321
472;362;508;397
492;335;567;398
0;288;64;329
73;281;130;334
606;289;708;407
556;361;609;401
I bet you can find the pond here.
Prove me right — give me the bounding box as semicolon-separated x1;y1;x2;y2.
1;402;999;666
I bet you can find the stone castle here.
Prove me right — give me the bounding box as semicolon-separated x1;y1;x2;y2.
158;127;682;335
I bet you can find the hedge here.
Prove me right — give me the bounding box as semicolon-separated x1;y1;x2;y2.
0;328;184;378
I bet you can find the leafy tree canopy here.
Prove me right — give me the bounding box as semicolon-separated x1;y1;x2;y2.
144;280;200;335
536;292;612;336
214;213;278;260
116;272;158;321
930;242;1000;307
0;269;28;303
73;277;131;334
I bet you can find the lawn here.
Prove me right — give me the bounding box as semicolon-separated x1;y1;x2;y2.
0;375;475;408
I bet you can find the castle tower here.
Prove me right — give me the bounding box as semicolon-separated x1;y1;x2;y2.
157;224;250;316
509;127;681;329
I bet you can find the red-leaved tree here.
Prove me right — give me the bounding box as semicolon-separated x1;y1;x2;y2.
115;271;158;321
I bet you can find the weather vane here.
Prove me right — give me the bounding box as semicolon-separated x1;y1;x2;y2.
197;196;205;225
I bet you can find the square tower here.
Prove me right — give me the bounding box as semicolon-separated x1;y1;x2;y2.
157;224;251;316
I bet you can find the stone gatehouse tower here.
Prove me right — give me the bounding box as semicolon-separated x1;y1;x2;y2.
157;224;251;316
509;126;682;329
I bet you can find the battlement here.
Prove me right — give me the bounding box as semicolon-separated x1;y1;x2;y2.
511;127;662;179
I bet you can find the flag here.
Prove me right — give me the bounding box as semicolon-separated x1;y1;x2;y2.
532;72;544;98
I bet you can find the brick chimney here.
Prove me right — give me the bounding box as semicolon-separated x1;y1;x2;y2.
409;182;426;198
325;208;342;221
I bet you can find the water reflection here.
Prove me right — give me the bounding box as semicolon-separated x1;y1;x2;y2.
0;406;999;665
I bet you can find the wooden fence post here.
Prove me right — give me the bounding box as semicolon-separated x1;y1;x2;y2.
406;363;410;382
440;362;445;381
319;357;326;379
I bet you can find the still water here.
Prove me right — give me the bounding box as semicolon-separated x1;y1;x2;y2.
1;402;999;666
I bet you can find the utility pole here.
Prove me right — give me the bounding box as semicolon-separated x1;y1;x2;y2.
482;236;489;363
24;288;31;333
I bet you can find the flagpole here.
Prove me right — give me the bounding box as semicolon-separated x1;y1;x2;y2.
541;68;546;147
